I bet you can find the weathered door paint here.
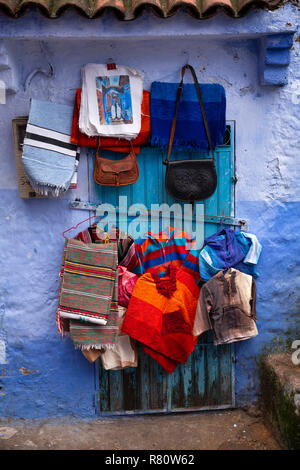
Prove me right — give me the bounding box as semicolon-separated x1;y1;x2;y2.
88;122;236;415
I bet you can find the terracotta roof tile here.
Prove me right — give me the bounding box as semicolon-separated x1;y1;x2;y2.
0;0;290;19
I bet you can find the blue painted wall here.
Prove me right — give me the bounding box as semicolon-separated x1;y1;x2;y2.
0;5;299;418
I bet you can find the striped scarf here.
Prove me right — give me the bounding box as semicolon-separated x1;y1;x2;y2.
57;238;119;349
22;99;80;197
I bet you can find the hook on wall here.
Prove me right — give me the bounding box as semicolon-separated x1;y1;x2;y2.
181;50;190;66
23;41;54;92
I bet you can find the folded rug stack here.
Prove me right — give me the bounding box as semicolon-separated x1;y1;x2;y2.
57;238;119;352
79;63;144;139
71;88;151;154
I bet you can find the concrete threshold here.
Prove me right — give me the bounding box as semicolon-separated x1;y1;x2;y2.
0;408;281;450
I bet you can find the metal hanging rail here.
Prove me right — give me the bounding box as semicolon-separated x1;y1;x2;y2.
69;200;248;230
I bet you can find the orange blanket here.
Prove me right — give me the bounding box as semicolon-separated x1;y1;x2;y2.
121;265;200;374
71;89;151;155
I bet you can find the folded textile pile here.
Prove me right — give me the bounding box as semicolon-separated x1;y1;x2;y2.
68;276;119;351
22;99;80;197
193;268;258;345
121;265;200;374
57;238;118;332
150;81;226;151
79;64;144;139
71;89;151;154
57;224;139;369
82;306;138;369
57;237;120;351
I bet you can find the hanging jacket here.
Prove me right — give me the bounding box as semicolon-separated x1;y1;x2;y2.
198;228;262;282
193;268;258;346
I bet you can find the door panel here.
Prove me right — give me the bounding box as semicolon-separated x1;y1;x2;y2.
88;122;236;415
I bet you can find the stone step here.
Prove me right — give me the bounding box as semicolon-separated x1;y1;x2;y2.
259;353;300;450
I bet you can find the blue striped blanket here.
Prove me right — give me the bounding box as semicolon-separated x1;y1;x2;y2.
150;81;226;151
22;99;80;197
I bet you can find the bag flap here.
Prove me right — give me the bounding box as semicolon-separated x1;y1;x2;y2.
167;158;215;167
97;152;136;173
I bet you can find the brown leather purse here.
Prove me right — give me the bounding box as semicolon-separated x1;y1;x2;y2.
94;140;139;186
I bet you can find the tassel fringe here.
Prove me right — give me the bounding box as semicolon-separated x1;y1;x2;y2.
150;135;212;152
26;175;70;197
56;309;65;338
73;343;117;351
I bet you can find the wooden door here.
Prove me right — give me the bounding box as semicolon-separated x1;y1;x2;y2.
88;122;236;415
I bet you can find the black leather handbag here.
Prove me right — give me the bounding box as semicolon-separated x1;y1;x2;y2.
163;64;218;202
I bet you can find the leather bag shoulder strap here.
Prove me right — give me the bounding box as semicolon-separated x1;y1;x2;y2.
164;64;215;164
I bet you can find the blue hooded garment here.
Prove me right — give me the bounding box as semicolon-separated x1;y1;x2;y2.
198;228;262;282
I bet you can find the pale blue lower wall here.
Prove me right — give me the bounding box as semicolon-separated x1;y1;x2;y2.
0;6;299;418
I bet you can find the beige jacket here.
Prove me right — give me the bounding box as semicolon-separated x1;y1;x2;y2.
193;268;258;346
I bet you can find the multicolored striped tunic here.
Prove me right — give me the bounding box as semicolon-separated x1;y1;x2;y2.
132;227;200;282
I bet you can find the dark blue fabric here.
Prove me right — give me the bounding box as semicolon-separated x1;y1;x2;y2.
150;81;226;151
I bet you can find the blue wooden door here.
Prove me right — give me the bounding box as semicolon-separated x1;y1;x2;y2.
88;122;236;415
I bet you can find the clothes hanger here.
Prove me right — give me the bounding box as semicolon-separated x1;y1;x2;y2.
62;214;106;239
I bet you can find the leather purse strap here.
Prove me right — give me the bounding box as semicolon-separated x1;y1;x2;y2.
165;64;215;164
96;137;135;156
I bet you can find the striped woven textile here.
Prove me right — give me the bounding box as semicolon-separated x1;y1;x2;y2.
57;238;118;331
133;227;200;281
74;224;138;271
69;276;119;350
22;99;80;196
121;265;200;373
